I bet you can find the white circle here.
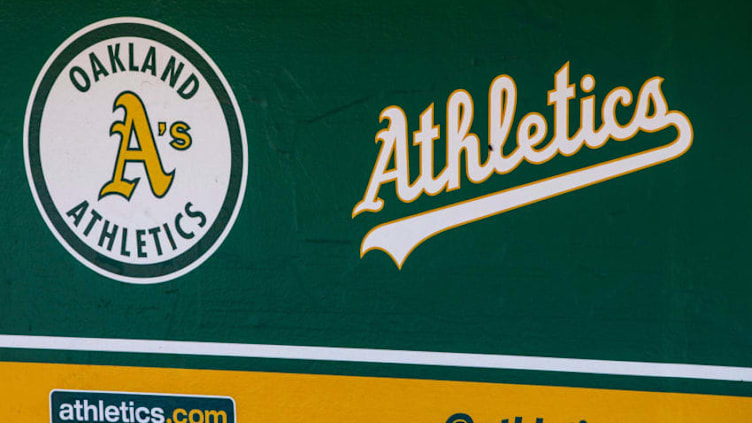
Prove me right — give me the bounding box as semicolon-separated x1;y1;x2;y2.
581;74;595;93
24;18;248;283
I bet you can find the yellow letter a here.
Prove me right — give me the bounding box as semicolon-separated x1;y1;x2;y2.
100;91;174;200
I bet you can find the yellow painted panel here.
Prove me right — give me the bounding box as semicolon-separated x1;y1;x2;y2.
2;361;750;422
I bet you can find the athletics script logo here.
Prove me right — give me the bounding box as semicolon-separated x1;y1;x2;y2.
24;18;247;283
354;63;693;268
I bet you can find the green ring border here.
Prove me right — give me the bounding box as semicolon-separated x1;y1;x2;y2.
26;22;245;279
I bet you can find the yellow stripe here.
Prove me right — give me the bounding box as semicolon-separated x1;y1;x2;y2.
2;361;751;422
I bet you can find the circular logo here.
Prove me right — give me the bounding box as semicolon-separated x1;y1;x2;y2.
24;18;248;284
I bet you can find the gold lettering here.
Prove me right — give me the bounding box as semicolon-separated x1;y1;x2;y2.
100;91;174;200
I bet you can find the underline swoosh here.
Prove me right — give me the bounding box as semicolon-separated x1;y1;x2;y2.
360;111;693;268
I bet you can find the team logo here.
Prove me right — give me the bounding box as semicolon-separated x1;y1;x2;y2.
24;18;248;283
354;63;693;268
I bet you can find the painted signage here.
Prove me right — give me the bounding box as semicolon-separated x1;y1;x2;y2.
1;2;751;422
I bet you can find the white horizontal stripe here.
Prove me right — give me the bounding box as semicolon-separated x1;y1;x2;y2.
0;334;749;382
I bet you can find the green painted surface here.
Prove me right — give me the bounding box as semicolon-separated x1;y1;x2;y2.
1;0;751;393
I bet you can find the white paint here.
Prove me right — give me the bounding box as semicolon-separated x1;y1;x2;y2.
1;335;749;382
355;65;693;269
361;108;692;268
24;17;248;283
